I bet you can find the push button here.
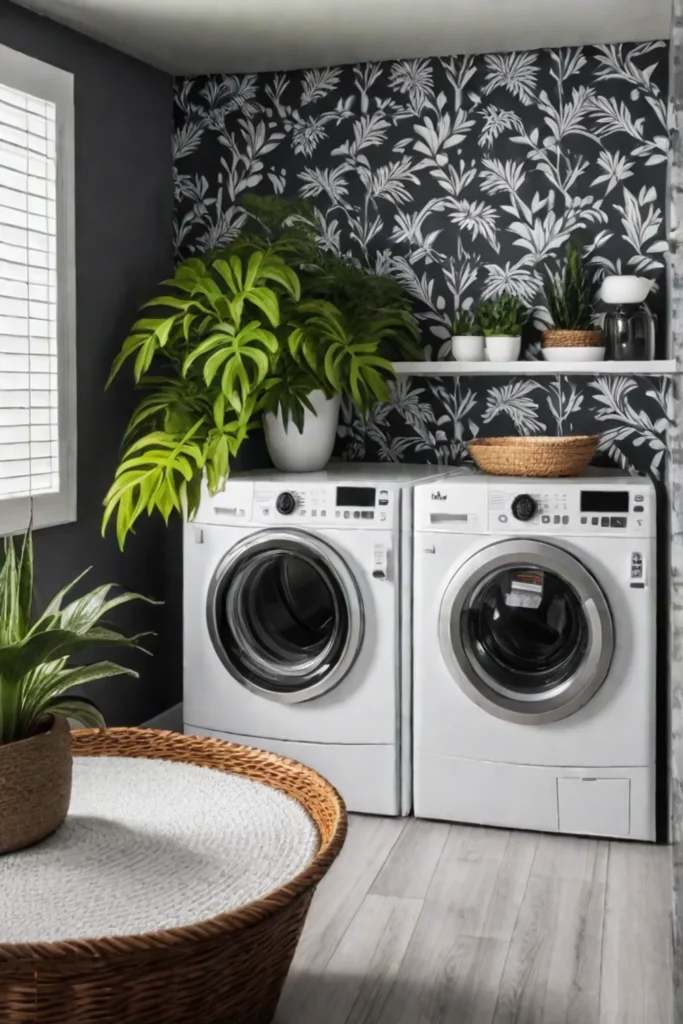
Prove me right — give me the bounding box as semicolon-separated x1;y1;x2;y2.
353;511;360;519
553;515;561;524
581;517;587;525
611;517;627;528
634;505;644;513
542;515;550;524
562;515;569;525
592;517;599;526
601;517;610;528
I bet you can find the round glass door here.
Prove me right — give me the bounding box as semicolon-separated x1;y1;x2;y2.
439;540;614;723
207;530;364;704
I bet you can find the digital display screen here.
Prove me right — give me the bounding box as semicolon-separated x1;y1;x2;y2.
336;487;376;508
580;491;629;513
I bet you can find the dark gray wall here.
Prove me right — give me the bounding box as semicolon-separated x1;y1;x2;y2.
0;0;179;724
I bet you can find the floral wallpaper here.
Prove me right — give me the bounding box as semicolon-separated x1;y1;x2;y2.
174;42;671;479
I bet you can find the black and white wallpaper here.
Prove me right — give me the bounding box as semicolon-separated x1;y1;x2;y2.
174;42;671;478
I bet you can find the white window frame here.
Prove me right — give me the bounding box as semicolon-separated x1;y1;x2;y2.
0;44;76;535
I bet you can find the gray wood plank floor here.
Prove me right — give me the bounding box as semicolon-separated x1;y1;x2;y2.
275;815;674;1024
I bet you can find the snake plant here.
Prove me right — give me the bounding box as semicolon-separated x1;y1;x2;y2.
0;530;151;745
104;196;422;548
545;241;595;330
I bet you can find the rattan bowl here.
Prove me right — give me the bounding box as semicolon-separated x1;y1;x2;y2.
468;435;599;477
542;329;604;349
0;728;347;1024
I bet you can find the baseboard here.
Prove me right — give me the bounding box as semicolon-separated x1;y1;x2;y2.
142;702;183;732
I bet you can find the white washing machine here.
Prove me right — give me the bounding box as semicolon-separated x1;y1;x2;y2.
184;464;455;816
413;470;657;841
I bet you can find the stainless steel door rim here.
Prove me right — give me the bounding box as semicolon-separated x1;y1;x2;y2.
207;529;364;704
438;539;614;724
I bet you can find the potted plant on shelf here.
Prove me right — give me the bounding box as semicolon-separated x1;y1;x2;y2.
104;196;422;548
0;529;149;854
451;309;484;362
476;295;529;362
543;240;603;360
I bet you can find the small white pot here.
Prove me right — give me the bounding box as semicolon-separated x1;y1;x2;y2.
452;335;485;361
263;390;341;473
485;335;521;362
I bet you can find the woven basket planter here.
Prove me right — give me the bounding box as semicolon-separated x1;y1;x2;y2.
0;716;72;855
468;435;599;477
542;329;603;349
0;728;347;1024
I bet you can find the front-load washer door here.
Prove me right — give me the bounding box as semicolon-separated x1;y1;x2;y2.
439;539;614;724
207;529;364;704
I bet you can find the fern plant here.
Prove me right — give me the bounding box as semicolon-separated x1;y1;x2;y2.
0;531;150;745
104;196;422;548
545;241;595;330
476;295;529;337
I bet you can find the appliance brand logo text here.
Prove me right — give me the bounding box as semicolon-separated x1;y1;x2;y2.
431;491;447;501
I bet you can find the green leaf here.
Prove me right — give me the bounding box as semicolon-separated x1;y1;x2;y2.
212;258;239;295
228;255;244;291
288;327;305;359
244;286;280;327
241;346;270;384
258;257;301;301
182;330;235;376
213;392;226;429
0;629;139;684
203;348;231;386
46;697;106;730
244;251;265;290
324;344;343;391
182;313;195;342
102;423;207;548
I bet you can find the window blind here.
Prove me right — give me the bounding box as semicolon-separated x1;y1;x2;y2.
0;82;58;502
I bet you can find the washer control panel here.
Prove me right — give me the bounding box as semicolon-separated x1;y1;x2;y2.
198;482;397;529
489;483;653;537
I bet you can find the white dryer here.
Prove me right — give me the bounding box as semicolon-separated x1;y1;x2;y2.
184;464;452;816
413;471;657;840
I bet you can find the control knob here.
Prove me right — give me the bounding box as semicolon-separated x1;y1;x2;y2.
275;491;297;516
511;494;537;522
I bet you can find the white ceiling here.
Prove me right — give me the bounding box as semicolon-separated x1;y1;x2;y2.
14;0;673;76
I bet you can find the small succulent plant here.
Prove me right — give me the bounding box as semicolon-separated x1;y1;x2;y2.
475;295;529;337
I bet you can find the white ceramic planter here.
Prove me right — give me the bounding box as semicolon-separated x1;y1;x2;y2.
485;335;521;362
599;275;653;305
452;335;485;361
263;390;341;472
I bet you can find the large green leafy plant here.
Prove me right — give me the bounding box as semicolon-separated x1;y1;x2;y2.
104;196;421;548
0;531;149;745
545;241;595;330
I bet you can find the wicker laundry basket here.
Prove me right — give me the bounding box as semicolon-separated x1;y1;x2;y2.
0;728;347;1024
468;435;599;477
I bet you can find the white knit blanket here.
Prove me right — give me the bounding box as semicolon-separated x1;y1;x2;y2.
0;755;318;943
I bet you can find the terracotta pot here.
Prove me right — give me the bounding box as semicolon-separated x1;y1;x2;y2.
0;716;72;854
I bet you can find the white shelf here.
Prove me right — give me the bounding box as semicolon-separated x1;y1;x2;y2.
393;360;678;376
